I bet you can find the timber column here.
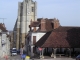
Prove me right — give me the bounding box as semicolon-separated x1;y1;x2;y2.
21;0;26;47
16;2;21;50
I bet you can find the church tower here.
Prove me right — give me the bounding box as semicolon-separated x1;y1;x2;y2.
16;0;37;50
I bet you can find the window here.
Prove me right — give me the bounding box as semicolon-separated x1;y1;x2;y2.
33;46;36;53
51;22;54;29
32;7;34;12
33;36;36;44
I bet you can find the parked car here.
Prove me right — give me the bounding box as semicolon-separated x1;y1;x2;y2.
11;48;17;56
76;54;80;60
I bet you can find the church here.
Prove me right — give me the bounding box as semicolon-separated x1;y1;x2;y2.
12;1;80;58
13;0;37;50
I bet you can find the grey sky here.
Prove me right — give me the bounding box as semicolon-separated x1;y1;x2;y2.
0;0;80;30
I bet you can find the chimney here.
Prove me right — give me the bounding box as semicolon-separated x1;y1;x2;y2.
56;19;60;28
2;23;5;27
52;18;60;29
29;19;33;31
40;19;46;31
1;23;6;29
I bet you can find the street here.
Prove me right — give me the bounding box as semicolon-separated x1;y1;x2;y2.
5;55;76;60
9;55;21;60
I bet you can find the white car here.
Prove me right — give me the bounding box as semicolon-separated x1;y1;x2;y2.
11;48;17;56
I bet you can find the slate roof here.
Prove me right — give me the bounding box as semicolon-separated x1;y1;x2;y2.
34;26;80;48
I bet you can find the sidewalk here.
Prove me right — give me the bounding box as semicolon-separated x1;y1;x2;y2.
0;57;5;60
0;55;12;60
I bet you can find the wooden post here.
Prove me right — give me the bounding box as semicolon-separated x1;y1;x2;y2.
41;48;44;59
51;48;54;57
68;48;71;58
53;48;57;58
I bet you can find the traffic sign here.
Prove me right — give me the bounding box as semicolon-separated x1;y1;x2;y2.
38;47;42;51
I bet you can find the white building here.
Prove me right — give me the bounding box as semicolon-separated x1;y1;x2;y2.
26;32;45;57
25;20;45;57
0;23;10;58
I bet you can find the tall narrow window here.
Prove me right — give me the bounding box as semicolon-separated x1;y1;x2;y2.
33;36;36;44
32;7;34;12
51;22;54;29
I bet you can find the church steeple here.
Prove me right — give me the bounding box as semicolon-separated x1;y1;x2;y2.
15;0;37;50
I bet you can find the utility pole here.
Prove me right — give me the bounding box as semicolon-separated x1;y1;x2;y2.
0;18;6;23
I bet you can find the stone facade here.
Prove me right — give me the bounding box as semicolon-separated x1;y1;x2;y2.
9;31;14;49
0;33;10;58
13;0;37;50
0;23;10;58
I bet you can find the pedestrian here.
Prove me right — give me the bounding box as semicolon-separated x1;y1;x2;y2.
20;46;26;60
22;46;26;60
20;47;23;59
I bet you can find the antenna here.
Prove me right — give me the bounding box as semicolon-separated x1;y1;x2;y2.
0;18;7;23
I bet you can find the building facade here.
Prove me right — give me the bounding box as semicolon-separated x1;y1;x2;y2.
26;18;80;58
9;31;14;49
13;0;37;50
26;32;46;57
0;23;10;58
25;18;60;57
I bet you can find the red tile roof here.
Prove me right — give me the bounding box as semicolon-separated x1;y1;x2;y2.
34;26;80;48
30;21;40;27
30;18;60;32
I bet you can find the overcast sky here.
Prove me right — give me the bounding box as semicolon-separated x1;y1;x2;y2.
0;0;80;30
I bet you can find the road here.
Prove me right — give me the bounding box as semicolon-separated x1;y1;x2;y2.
9;55;21;60
6;55;76;60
